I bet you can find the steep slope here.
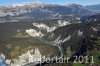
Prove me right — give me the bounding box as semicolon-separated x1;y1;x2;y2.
44;21;100;46
43;21;100;65
81;13;100;22
41;13;100;65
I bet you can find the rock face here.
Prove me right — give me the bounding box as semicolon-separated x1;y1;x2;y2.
10;48;43;66
0;48;44;66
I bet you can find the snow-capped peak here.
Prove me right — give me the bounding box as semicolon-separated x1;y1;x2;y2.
65;3;84;9
10;2;47;8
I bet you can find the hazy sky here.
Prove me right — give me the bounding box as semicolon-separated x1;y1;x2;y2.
0;0;100;6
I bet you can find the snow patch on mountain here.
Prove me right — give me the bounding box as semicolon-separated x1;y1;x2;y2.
11;2;47;8
66;4;86;10
26;29;44;37
0;9;28;17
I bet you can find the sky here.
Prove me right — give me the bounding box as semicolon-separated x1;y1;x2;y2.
0;0;100;6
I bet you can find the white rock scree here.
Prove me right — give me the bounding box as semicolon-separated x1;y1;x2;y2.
0;48;44;66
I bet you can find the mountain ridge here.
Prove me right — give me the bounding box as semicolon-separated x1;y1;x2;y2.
0;3;93;23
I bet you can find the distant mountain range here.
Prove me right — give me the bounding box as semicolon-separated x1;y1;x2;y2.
85;4;100;12
0;2;94;22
